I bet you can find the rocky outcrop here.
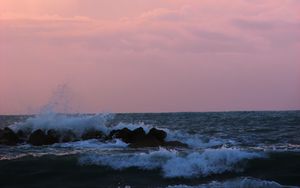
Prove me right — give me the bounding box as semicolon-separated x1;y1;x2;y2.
109;127;147;143
148;128;167;142
28;129;48;146
46;129;61;145
0;126;188;148
61;130;77;142
28;129;62;146
0;127;20;145
81;130;103;140
128;136;161;148
27;129;104;146
130;127;147;143
110;127;187;148
109;127;133;143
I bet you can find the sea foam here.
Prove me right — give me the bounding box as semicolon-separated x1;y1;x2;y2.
167;177;293;188
8;113;231;149
56;139;128;149
79;148;263;178
9;113;114;136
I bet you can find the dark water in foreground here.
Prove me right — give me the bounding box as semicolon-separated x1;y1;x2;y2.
0;111;300;188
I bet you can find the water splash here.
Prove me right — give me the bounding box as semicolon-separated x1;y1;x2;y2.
39;84;72;115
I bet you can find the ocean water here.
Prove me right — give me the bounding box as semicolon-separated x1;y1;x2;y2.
0;111;300;188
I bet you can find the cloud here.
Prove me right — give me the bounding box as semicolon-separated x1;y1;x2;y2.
0;6;255;54
1;0;299;58
233;19;300;48
1;0;299;113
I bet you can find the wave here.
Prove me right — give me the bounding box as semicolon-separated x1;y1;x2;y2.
56;139;128;149
165;130;234;149
249;144;300;152
9;113;114;136
167;177;296;188
0;146;81;161
6;112;298;152
7;113;233;149
79;147;263;178
113;121;154;133
0;139;128;161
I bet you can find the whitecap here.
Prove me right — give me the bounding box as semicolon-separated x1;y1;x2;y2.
9;113;114;136
166;177;294;188
79;148;263;178
56;139;128;149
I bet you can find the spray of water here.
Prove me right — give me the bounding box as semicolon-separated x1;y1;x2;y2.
39;84;72;115
9;84;116;135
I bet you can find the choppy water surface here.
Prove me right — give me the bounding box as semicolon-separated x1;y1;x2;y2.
0;111;299;188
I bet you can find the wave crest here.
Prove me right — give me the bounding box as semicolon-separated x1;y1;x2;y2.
8;113;232;149
79;148;263;178
9;113;114;136
167;177;291;188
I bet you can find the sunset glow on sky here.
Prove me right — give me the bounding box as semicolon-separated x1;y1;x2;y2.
0;0;299;114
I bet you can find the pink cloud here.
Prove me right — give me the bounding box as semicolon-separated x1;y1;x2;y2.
0;0;299;114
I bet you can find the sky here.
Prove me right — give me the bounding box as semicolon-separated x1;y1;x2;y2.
0;0;299;114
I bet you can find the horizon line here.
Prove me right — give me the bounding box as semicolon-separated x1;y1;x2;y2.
1;109;299;116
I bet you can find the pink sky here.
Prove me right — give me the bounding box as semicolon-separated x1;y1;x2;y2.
0;0;300;114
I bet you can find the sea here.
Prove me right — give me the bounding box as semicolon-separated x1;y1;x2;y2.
0;111;299;188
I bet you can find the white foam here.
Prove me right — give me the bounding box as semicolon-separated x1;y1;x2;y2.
162;148;262;178
167;177;292;188
113;122;153;133
112;124;234;149
9;113;114;136
8;113;233;150
79;147;175;170
165;130;231;149
79;148;263;178
0;139;129;161
56;139;128;149
250;144;300;152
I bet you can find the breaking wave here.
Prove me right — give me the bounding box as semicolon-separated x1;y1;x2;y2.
1;111;299;187
56;139;128;149
79;147;263;178
9;113;114;136
7;113;231;149
167;177;296;188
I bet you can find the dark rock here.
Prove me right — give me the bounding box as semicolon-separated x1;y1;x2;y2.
126;127;167;148
16;130;28;143
108;130;118;139
147;128;167;142
130;127;146;143
61;130;77;142
28;129;48;146
28;129;61;146
109;128;132;143
128;137;161;148
46;129;60;144
17;128;32;140
17;130;28;140
108;130;117;138
81;130;103;140
129;139;188;148
109;127;147;143
109;126;187;148
17;130;24;137
163;141;188;148
0;127;20;145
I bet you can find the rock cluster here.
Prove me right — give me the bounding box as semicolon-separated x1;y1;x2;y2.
0;127;188;148
109;127;187;148
0;127;20;145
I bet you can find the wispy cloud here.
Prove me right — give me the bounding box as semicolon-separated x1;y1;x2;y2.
1;0;299;113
